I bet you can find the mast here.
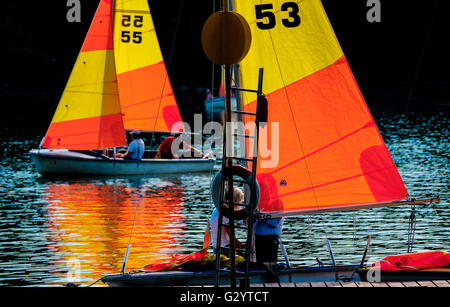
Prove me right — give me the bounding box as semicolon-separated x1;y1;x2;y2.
201;0;253;287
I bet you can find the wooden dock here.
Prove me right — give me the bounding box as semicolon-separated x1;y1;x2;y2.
245;280;450;287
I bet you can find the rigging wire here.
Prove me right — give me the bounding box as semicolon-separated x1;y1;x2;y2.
150;0;185;144
407;205;417;253
404;0;438;116
403;1;438;252
208;0;217;207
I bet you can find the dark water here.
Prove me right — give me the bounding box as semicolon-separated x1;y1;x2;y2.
0;112;448;286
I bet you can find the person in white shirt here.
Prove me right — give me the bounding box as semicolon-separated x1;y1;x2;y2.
116;130;145;160
209;186;246;257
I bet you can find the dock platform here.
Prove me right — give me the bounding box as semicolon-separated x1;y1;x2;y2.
249;280;450;287
183;280;450;287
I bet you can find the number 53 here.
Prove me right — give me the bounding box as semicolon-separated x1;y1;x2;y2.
255;2;301;30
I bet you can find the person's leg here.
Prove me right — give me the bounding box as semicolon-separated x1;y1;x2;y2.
255;235;280;282
255;235;279;263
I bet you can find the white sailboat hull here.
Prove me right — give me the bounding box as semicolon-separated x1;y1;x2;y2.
30;149;215;176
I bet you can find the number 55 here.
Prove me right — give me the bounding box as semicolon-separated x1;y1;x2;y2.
255;4;276;30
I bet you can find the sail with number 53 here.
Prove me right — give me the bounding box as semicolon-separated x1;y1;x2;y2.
234;0;409;216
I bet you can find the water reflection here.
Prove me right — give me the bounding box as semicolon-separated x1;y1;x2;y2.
0;112;448;286
42;177;186;284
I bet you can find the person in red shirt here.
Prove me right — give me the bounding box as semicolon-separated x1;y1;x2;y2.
154;133;205;159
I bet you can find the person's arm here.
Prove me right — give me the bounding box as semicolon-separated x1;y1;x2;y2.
116;150;132;159
224;225;246;249
117;141;136;158
122;151;133;159
183;142;205;158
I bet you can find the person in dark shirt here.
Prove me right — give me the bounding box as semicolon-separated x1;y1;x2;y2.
254;217;284;264
116;130;145;160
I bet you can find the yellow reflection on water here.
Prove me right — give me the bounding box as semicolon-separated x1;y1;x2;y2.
43;177;185;284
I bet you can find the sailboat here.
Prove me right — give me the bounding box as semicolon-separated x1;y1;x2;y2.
30;0;215;176
101;0;440;286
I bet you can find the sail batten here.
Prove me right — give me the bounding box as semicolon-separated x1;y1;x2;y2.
235;0;408;214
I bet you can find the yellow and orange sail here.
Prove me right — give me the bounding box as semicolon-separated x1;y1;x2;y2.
43;0;125;150
234;0;408;215
42;0;182;150
113;0;181;132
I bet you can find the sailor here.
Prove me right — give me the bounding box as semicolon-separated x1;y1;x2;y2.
209;186;246;257
116;130;145;160
154;133;206;159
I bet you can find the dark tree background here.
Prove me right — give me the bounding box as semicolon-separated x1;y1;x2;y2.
1;0;447;138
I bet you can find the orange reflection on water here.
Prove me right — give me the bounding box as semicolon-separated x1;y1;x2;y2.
43;178;184;284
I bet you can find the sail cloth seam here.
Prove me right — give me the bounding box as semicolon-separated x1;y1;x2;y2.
114;9;151;14
277;164;399;199
44;125;120;139
242;55;345;107
262;0;321;212
123;116;159;121
64;90;118;96
268;120;375;175
121;92;173;109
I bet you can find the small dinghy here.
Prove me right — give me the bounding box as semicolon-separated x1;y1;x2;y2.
30;0;215;176
30;149;215;176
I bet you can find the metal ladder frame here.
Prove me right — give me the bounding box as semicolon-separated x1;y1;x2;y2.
214;66;264;287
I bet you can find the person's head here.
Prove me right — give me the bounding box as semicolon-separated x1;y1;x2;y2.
225;186;245;210
130;130;141;140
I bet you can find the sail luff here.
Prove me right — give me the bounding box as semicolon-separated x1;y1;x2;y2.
42;0;126;150
113;0;182;133
234;0;409;214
